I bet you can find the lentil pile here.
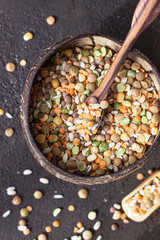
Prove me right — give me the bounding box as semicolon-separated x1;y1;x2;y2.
29;44;160;176
124;176;160;217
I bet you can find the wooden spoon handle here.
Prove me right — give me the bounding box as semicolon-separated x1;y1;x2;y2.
94;0;160;102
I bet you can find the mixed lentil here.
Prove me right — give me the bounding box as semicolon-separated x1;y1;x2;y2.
124;176;160;217
29;44;160;176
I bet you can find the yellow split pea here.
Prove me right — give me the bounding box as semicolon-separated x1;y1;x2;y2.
23;32;33;41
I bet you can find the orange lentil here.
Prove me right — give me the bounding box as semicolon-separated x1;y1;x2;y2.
99;161;106;167
119;106;128;113
139;208;146;215
26;206;32;212
47;152;53;158
70;89;75;95
135;115;141;122
59;128;65;134
45;226;52;232
77;222;83;228
35;125;42;130
73;138;80;145
92;163;99;171
81;102;87;108
68;205;75;211
23;228;30;235
95;157;101;164
54;108;61;114
139;68;145;73
74;227;78;233
52;142;59;147
53;220;60;227
48;135;54;141
98;56;103;61
0;109;4;115
92;128;98;134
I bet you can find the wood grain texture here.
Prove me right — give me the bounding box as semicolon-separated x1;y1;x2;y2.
0;0;160;239
87;0;160;102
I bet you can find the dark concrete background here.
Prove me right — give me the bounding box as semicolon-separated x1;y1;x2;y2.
0;0;160;239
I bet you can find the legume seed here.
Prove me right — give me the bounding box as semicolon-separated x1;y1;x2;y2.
20;208;29;217
111;223;118;231
6;62;16;72
88;211;97;220
5;128;14;137
78;188;88;199
23;32;33;41
34;190;43;199
12;195;22;205
38;233;47;240
46;16;55;25
82;230;93;240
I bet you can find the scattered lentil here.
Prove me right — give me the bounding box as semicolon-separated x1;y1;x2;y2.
82;230;93;240
0;108;4;115
68;205;75;211
5;128;14;137
19;220;26;226
45;226;52;232
148;169;154;175
23;32;33;41
111;223;118;231
20;208;29;217
46;16;55;25
27;205;32;212
88;211;97;220
23;228;30;235
6;62;16;72
53;220;60;227
38;233;47;240
34;190;43;199
12;195;22;205
137;173;144;180
78;189;88;199
20;59;27;66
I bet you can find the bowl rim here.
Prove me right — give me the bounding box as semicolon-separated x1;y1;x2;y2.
20;33;160;185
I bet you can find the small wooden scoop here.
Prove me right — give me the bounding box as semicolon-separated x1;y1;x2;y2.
86;0;160;105
121;170;160;222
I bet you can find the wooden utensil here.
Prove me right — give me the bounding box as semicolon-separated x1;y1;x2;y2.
121;170;160;222
86;0;160;104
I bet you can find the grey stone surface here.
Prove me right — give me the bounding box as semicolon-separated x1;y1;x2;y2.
0;0;160;239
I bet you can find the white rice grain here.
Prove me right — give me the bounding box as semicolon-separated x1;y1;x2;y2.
6;186;15;192
23;169;32;175
7;190;16;196
96;235;102;240
17;225;27;231
3;210;11;218
93;221;101;231
5;112;13;119
39;178;49;184
54;194;63;199
62;153;68;163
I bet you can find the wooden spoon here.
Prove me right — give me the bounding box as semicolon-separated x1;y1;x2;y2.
121;170;160;222
86;0;160;105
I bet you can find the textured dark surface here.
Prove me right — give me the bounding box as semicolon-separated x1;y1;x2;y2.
0;0;160;239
